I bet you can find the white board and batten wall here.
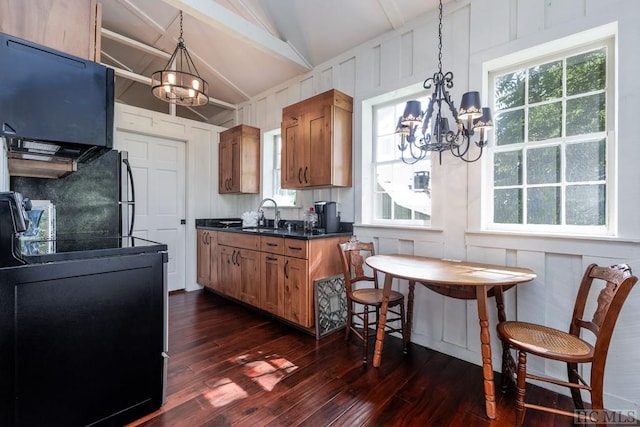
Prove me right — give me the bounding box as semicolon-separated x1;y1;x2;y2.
230;0;640;414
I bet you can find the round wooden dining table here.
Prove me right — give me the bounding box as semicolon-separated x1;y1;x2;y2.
365;254;536;420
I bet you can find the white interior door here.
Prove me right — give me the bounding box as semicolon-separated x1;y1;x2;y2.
116;130;186;291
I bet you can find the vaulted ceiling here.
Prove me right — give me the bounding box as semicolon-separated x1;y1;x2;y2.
100;0;451;125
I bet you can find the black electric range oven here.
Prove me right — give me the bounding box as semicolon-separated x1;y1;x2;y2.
0;192;169;427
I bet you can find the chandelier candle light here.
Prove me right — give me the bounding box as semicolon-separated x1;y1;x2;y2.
396;0;492;164
151;11;209;106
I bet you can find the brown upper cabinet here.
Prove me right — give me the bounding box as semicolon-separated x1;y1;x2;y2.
218;124;261;194
281;89;353;189
0;0;102;62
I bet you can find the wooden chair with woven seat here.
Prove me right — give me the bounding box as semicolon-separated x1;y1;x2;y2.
497;263;638;426
337;240;408;365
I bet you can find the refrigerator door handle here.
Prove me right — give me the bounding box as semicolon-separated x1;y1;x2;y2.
122;157;136;236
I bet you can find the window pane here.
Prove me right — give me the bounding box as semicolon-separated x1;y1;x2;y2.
495;71;525;110
566;140;606;182
495;110;524;146
415;211;430;221
529;102;562;141
494;188;522;224
567;48;606;95
566;93;605;136
376;104;397;135
527;187;560;224
375;162;431;220
394;203;412;219
494;150;522;186
527;146;560;184
528;60;562;103
375;192;392;219
566;184;605;225
377;134;398;162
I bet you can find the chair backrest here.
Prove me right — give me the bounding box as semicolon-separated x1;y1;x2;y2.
337;240;377;295
570;263;637;378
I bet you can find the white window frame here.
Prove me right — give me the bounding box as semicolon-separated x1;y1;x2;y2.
369;93;433;227
262;128;298;208
484;32;616;237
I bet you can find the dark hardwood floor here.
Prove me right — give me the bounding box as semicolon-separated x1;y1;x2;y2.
127;290;598;427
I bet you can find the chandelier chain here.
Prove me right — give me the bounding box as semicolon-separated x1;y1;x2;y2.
178;11;184;43
437;0;443;74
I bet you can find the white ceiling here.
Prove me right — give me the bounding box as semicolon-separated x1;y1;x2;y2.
100;0;450;125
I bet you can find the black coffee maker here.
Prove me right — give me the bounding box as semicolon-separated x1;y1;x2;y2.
314;201;340;234
0;191;30;267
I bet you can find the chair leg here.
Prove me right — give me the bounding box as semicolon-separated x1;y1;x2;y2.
567;362;584;409
362;305;369;365
590;374;606;427
515;350;528;427
501;343;516;393
345;301;352;342
400;301;408;354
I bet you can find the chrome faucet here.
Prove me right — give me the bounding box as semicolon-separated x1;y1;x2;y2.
257;198;280;228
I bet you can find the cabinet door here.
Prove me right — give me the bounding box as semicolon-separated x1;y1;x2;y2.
218;245;239;299
0;0;101;61
281;115;306;188
283;257;310;327
196;230;210;286
238;249;260;306
208;231;220;291
307;105;332;187
219;125;260;194
260;253;284;316
218;137;239;193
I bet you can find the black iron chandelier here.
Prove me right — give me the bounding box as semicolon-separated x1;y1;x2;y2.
151;11;209;107
396;0;492;164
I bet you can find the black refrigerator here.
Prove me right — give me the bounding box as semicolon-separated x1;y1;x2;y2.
10;149;135;239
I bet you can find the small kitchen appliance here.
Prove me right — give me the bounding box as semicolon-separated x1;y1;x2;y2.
314;201;340;234
0;191;30;267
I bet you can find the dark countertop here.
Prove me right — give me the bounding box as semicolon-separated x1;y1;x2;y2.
196;218;353;240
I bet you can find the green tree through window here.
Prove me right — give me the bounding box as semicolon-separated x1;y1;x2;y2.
491;43;610;231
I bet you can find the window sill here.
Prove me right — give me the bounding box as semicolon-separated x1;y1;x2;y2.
466;230;640;259
354;223;444;233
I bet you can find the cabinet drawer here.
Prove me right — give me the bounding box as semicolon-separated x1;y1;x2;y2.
261;236;284;254
218;232;259;250
284;239;308;259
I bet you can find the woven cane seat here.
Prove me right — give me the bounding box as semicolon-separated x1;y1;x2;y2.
498;321;593;362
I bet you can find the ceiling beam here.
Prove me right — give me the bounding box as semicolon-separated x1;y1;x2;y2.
378;0;406;30
160;0;312;70
102;28;171;59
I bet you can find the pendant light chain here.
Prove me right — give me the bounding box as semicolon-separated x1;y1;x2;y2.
437;0;443;75
178;11;184;43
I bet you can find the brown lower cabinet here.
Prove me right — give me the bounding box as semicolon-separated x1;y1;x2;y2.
197;228;349;330
196;229;218;289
